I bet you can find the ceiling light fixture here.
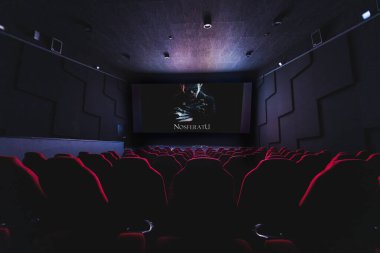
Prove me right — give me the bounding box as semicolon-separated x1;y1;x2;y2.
203;13;212;29
164;52;170;59
362;10;371;20
278;62;283;67
246;50;253;57
96;66;100;70
0;24;5;31
272;12;286;26
168;35;173;40
122;53;130;60
33;30;40;41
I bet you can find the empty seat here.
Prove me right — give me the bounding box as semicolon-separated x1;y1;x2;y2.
151;155;182;194
297;159;379;253
367;153;380;176
168;158;235;235
79;154;113;194
101;152;119;165
40;157;108;230
223;155;252;201
356;150;370;160
108;150;121;159
0;156;46;228
0;227;11;253
23;152;47;175
54;153;75;158
238;159;301;233
0;156;46;252
155;236;253;253
108;157;167;231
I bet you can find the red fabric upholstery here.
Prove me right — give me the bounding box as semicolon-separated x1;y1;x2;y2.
367;153;380;176
108;157;167;229
169;158;235;235
264;239;297;253
238;159;301;230
23;152;47;175
151;155;183;195
79;153;112;194
156;236;253;253
41;157;108;229
116;232;146;253
298;159;379;253
0;227;11;253
0;156;46;227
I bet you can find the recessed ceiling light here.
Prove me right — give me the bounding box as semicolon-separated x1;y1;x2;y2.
246;50;253;57
122;53;130;60
96;66;100;70
0;24;5;31
272;12;286;26
33;30;40;41
362;10;371;20
278;62;283;67
203;23;212;29
168;35;173;40
203;13;212;29
164;52;170;59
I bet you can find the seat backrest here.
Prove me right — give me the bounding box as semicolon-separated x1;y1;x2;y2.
41;157;108;228
101;152;118;165
170;158;235;234
299;159;379;229
366;153;380;176
238;159;300;225
108;158;167;223
0;156;46;227
80;154;113;194
151;155;182;192
23;152;47;175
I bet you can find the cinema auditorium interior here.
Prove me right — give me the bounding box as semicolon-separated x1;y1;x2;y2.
1;0;380;252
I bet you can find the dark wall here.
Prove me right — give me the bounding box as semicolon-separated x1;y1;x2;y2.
0;35;127;141
254;17;380;152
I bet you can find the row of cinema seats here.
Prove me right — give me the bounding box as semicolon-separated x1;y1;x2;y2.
0;146;379;253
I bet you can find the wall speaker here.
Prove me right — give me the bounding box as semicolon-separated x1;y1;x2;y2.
311;29;322;47
51;37;63;54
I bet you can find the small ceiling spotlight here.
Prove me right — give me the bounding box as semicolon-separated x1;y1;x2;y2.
33;30;40;41
164;52;170;59
278;62;283;67
272;12;287;26
362;10;371;20
203;13;212;29
246;50;253;57
122;53;130;60
0;24;5;31
96;66;100;70
168;35;173;40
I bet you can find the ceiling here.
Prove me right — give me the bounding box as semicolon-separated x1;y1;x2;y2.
0;0;376;75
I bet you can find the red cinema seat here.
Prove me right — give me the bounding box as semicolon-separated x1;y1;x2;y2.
298;159;379;253
168;158;235;236
151;155;182;194
41;157;108;230
108;158;167;231
238;159;301;233
23;151;47;175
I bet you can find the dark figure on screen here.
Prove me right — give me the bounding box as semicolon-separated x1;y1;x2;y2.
173;83;216;123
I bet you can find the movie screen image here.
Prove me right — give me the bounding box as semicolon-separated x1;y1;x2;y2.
132;83;252;133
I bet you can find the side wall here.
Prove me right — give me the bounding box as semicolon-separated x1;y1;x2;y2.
254;17;380;152
0;35;127;141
